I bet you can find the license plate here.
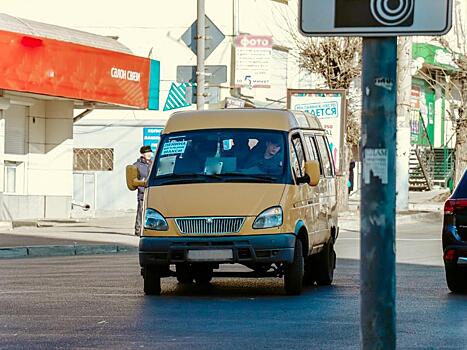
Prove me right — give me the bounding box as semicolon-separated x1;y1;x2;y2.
187;249;233;261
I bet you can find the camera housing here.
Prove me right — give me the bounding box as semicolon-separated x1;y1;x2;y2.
335;0;415;27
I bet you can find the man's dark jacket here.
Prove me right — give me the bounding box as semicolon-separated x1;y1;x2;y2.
133;157;151;200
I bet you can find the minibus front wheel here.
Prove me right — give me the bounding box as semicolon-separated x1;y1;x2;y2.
143;267;161;295
283;239;304;295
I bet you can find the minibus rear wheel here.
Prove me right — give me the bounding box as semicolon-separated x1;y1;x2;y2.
303;257;315;286
284;239;304;295
193;265;214;284
313;240;336;286
176;264;194;284
143;267;161;295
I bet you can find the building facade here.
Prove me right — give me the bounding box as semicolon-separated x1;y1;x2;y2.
0;13;159;221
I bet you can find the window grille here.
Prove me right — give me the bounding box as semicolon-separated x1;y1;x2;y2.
73;148;114;171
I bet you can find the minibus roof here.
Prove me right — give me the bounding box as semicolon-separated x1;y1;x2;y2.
163;109;324;134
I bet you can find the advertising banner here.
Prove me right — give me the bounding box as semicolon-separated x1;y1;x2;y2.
0;30;151;108
143;127;164;152
234;35;273;88
287;89;346;172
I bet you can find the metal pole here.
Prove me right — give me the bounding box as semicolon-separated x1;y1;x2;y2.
360;37;397;350
230;0;240;98
196;0;205;110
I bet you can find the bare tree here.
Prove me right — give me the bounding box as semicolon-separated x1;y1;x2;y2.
434;0;467;186
295;36;363;209
443;46;467;185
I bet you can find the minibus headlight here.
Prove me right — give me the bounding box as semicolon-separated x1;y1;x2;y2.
144;208;168;231
253;206;283;229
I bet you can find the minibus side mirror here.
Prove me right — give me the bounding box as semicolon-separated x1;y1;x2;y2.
126;165;146;191
304;160;320;186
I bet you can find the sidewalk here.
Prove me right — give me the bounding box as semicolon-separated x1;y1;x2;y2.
0;188;450;259
339;188;448;231
0;214;139;259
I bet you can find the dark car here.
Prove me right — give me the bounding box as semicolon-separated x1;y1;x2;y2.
442;169;467;293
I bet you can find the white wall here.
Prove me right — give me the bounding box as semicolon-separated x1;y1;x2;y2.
73;120;166;216
1;96;73;220
28;101;73;197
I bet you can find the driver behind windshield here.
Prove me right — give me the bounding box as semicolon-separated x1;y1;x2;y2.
244;136;284;175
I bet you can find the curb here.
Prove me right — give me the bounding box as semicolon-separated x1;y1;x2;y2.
11;219;84;229
396;211;442;224
0;244;138;259
339;211;442;231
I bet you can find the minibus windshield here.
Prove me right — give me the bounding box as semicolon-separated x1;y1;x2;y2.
149;129;288;186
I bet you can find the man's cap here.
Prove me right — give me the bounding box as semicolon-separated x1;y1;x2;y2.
140;145;152;154
266;135;282;146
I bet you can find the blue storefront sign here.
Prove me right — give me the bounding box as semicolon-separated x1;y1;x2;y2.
143;127;164;152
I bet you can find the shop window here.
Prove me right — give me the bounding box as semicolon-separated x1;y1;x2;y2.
4;162;20;193
5;105;27;155
74;148;114;171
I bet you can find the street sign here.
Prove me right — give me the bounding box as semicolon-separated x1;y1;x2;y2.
300;0;453;36
181;16;225;59
186;85;220;104
176;65;227;84
224;97;246;109
234;35;273;88
143;127;164;152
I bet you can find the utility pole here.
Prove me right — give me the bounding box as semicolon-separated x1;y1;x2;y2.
360;37;397;349
230;0;240;99
396;37;413;211
196;0;205;110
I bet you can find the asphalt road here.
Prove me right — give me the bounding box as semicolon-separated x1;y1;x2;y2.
0;219;466;350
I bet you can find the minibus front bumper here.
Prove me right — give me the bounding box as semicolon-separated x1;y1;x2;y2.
139;234;296;266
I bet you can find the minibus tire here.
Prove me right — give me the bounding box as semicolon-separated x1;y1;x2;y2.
176;264;194;284
194;266;213;284
303;257;315;286
284;239;304;295
143;267;161;295
313;240;336;286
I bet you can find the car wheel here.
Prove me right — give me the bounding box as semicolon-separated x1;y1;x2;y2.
445;266;467;293
313;240;336;286
284;239;304;295
143;267;161;295
176;264;193;284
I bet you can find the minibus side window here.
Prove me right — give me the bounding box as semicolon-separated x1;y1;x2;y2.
304;135;323;176
290;134;306;180
323;136;336;175
315;136;333;177
303;135;320;160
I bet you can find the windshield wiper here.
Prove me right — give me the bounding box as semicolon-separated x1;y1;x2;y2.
155;173;278;185
155;174;209;185
218;172;278;183
155;173;229;185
